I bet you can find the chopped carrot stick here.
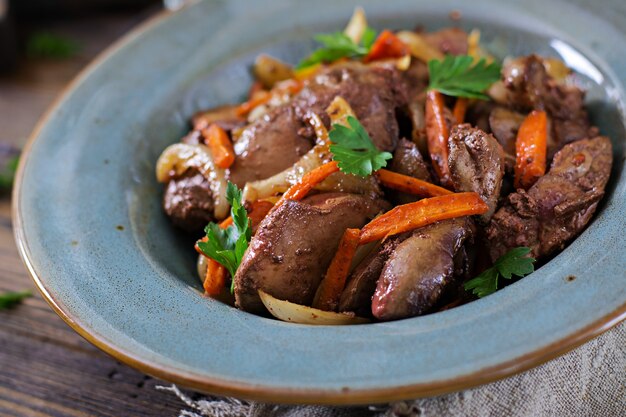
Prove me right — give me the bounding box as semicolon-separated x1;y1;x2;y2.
376;169;453;198
204;258;227;295
359;192;488;244
515;110;547;189
247;199;275;229
313;228;361;311
219;216;234;228
236;90;271;116
200;199;274;295
248;81;265;99
425;90;452;187
195;215;233;294
236;80;303;116
276;161;340;206
202;124;235;169
453;98;468;124
364;30;409;62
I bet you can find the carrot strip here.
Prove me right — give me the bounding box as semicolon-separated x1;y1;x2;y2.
364;30;409;62
236;80;303;116
202;124;235;169
197;198;275;295
313;228;361;311
248;81;265;100
359;192;488;244
425;90;452;187
247;199;275;229
376;169;453;198
453;98;468;124
195;215;233;294
203;259;227;295
236;90;271;116
515;110;547;189
277;161;340;205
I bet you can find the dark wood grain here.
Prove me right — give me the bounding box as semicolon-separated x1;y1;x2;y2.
0;10;188;417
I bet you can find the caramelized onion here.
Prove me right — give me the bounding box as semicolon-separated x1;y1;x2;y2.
155;143;230;219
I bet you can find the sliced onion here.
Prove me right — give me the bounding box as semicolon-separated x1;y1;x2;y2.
326;96;356;127
258;290;369;325
368;54;412;71
197;254;208;284
396;31;444;63
242;142;329;202
192;105;241;130
253;54;294;89
343;7;368;44
242;99;382;202
155;143;230;219
543;57;571;83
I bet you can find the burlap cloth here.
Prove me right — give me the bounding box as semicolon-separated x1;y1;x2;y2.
158;320;625;416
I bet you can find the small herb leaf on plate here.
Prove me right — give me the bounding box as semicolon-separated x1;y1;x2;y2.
464;247;536;298
197;182;251;292
296;28;376;69
428;55;501;99
329;115;392;177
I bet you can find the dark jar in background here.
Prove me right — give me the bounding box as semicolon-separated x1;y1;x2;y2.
0;0;17;73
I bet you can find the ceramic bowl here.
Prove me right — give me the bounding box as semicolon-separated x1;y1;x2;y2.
13;0;626;404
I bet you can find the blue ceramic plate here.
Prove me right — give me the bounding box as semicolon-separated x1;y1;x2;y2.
14;0;626;404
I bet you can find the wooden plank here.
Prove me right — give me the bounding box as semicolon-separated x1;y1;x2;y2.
0;195;189;416
0;9;192;416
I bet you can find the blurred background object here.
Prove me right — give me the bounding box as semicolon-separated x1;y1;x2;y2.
0;0;17;72
0;0;161;73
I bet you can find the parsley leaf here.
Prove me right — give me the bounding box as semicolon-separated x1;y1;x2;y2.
329;115;392;177
26;32;80;59
428;55;501;99
197;182;251;293
360;27;377;49
464;247;536;298
296;29;376;69
0;290;32;310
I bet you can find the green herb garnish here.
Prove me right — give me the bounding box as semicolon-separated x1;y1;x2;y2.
428;55;501;99
0;154;19;190
0;290;32;310
296;27;377;70
26;32;80;59
197;183;251;293
329;115;392;177
464;247;536;298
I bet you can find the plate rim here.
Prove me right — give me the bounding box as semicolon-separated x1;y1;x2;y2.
11;2;626;405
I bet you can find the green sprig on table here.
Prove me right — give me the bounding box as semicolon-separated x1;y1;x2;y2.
0;155;19;190
0;290;32;310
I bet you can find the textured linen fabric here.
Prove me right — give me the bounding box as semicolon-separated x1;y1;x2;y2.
159;321;626;417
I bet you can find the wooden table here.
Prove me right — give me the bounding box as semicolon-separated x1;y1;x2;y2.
0;9;188;416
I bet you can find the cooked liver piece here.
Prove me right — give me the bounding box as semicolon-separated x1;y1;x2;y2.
227;105;314;186
163;169;214;233
292;62;409;152
486;136;613;261
234;193;387;313
338;236;405;315
488;106;526;170
502;55;597;156
423;28;469;55
227;63;410;186
371;218;473;321
448;124;505;223
388;138;434;204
